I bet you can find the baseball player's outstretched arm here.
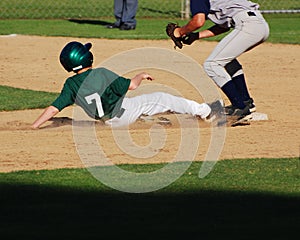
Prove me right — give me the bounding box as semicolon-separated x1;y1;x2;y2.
174;13;206;38
128;72;154;90
199;25;230;39
182;24;230;45
31;106;59;129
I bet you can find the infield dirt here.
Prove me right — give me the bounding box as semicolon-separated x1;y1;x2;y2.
0;35;299;172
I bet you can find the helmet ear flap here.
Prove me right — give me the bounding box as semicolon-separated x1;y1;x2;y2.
85;51;94;67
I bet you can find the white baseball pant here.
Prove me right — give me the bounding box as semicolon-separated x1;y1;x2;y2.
105;92;211;127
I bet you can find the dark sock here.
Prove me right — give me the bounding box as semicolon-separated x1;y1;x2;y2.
221;80;246;109
232;74;251;101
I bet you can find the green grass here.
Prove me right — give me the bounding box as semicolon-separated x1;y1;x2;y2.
0;18;172;39
2;158;299;195
257;0;300;10
0;158;299;239
0;85;58;111
0;0;182;19
0;0;298;19
0;14;299;44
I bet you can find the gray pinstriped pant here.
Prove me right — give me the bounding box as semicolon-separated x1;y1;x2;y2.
204;10;270;88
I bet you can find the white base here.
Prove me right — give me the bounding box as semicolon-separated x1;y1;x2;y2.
250;112;268;121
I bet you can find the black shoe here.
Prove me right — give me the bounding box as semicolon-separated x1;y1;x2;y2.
225;98;256;115
229;105;252;127
119;24;136;30
205;100;226;126
244;98;256;113
106;23;120;29
231;107;251;119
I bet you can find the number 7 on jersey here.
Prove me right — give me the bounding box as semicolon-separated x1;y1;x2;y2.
85;93;105;118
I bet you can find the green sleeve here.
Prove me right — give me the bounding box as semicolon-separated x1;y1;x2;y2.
51;81;75;111
109;76;131;96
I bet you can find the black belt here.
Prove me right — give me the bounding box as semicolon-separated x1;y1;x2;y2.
247;11;256;16
231;11;256;27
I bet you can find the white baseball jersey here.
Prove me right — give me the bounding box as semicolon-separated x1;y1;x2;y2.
208;0;260;27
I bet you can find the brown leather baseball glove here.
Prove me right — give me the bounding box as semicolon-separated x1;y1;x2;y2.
166;23;183;49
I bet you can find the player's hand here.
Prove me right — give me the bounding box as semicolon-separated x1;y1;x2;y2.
31;124;38;130
145;74;154;81
139;72;154;81
182;32;200;45
129;72;154;90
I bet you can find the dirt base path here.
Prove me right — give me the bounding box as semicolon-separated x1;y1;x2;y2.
0;35;299;173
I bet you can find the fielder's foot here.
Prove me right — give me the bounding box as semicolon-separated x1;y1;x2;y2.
228;106;252;127
245;98;256;113
225;98;256;115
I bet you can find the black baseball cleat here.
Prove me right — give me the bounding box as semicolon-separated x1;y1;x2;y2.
228;105;253;127
205;100;226;126
225;98;256;115
119;24;136;30
244;98;256;112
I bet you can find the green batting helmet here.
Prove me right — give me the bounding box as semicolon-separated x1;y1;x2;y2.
59;41;93;72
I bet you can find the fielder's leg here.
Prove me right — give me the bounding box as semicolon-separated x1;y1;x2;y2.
225;59;251;102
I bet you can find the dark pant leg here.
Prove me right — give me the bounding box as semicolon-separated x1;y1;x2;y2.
121;0;138;26
113;0;124;26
